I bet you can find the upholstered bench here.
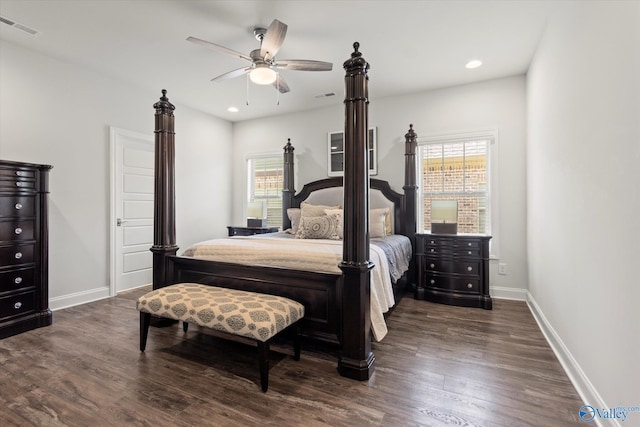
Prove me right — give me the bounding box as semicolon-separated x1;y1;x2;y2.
136;283;305;392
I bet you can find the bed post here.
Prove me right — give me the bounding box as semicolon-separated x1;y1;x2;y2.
282;138;295;230
403;124;419;290
338;42;375;380
151;89;178;290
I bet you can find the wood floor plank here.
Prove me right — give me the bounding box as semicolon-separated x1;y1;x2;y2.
0;288;586;426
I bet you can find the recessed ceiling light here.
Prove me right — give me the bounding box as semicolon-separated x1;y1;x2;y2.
227;106;239;113
466;60;483;69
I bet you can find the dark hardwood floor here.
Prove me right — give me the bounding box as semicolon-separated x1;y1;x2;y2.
0;287;585;426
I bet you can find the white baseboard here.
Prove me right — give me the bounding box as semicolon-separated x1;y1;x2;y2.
49;286;111;311
526;292;616;427
491;286;527;301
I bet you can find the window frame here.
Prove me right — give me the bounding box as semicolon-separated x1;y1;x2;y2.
417;128;500;259
246;152;285;229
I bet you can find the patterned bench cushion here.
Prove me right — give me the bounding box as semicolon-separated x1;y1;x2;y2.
136;283;305;342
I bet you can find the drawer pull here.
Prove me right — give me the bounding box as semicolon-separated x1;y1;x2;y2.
430;248;435;253
16;171;23;176
15;252;23;259
16;182;23;187
467;283;473;289
15;202;23;210
430;263;435;269
467;266;473;272
468;251;472;255
14;302;22;309
430;240;435;244
15;227;23;235
430;279;435;285
468;242;472;246
14;276;23;284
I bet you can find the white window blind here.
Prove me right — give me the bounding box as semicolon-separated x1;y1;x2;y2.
419;138;491;234
247;155;283;228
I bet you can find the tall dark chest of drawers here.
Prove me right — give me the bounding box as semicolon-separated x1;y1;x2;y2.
0;160;52;339
415;233;492;309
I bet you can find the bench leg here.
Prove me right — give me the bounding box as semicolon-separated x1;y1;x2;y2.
140;312;151;352
183;321;189;333
257;341;270;392
293;324;301;361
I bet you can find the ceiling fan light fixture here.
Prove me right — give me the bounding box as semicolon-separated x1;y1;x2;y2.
249;66;277;85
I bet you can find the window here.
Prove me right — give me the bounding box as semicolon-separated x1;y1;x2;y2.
327;128;377;176
247;155;283;228
418;130;497;240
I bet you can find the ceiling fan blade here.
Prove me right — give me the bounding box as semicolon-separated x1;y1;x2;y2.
273;74;290;94
187;36;252;62
211;67;251;82
260;19;287;60
274;60;333;71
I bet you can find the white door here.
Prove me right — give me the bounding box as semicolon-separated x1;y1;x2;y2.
110;127;154;294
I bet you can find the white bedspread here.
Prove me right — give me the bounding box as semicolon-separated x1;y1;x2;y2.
181;235;396;341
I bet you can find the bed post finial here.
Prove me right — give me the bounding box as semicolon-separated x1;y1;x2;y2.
151;89;178;290
339;42;375;381
154;89;175;115
282;138;295;230
352;42;361;57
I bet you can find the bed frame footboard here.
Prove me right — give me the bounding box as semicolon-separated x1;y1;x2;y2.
168;256;342;344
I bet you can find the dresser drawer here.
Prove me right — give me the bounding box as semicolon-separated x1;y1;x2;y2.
425;275;480;294
0;220;35;242
424;237;482;257
0;167;36;180
0;196;35;218
0;268;35;293
0;244;35;266
0;177;37;192
0;290;35;320
0;166;36;191
424;258;481;277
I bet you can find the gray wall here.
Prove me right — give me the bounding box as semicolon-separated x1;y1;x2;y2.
232;75;528;298
0;40;233;309
527;1;639;409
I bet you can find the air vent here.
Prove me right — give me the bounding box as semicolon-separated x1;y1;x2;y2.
0;15;41;36
314;92;336;98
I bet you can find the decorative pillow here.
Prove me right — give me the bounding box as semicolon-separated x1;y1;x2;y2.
370;208;389;238
295;215;340;240
286;208;301;234
300;201;340;218
324;209;344;239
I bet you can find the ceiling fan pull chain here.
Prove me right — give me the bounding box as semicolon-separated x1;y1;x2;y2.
246;73;250;106
276;73;280;105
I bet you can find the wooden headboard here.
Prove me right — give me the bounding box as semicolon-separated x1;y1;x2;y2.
287;177;405;235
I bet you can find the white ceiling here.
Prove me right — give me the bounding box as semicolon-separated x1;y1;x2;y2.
0;0;557;122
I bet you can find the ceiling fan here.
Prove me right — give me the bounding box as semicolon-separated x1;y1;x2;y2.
187;19;333;94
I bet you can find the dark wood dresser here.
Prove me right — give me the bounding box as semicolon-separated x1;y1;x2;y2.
415;233;492;309
0;160;52;339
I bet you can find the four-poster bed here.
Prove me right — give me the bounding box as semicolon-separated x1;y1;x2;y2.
151;43;418;380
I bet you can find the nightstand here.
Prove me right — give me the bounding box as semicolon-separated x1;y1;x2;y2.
414;233;492;309
227;226;279;237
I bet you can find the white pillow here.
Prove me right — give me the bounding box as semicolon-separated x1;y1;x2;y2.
370;208;389;238
286;208;301;234
300;201;340;218
323;207;389;238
